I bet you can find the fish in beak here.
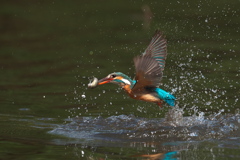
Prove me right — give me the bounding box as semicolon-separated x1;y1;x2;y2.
88;76;114;88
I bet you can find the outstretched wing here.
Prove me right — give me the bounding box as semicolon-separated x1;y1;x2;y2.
132;30;167;91
132;56;162;91
143;30;167;71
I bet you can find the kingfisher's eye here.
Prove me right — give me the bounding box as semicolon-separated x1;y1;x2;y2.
110;74;116;78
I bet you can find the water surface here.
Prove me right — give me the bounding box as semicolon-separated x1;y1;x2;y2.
0;0;239;159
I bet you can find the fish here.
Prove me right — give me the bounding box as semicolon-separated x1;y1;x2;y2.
88;77;98;88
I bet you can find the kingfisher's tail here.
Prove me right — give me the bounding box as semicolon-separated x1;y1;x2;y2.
154;88;176;107
164;93;176;106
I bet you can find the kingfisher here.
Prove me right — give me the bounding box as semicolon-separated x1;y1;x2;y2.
95;30;175;107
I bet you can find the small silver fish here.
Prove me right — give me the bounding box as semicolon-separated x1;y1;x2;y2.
88;77;98;88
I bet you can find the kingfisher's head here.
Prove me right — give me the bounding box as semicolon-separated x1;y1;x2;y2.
98;72;133;87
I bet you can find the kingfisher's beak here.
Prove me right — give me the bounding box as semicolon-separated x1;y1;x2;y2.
98;77;114;85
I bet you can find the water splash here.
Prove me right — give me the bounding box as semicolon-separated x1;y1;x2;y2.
49;108;240;146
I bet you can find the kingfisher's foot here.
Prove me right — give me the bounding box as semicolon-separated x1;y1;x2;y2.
157;102;163;108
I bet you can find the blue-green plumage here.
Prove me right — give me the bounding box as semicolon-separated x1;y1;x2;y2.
146;87;176;106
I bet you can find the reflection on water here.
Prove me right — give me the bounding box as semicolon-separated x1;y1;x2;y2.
131;151;177;160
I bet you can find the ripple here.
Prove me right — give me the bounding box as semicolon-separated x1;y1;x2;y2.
49;108;240;145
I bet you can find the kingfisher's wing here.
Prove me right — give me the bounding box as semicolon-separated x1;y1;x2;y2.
131;30;167;91
132;56;162;91
143;30;167;71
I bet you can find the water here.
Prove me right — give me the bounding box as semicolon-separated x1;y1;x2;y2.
4;109;239;159
0;0;240;159
50;109;240;143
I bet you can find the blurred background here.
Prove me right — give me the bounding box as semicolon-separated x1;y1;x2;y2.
0;0;239;159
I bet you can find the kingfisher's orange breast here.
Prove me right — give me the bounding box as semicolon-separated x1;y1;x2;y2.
122;85;162;103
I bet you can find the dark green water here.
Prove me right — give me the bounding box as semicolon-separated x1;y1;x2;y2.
0;0;239;159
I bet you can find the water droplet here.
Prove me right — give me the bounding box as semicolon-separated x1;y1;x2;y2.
189;132;198;137
206;101;211;105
